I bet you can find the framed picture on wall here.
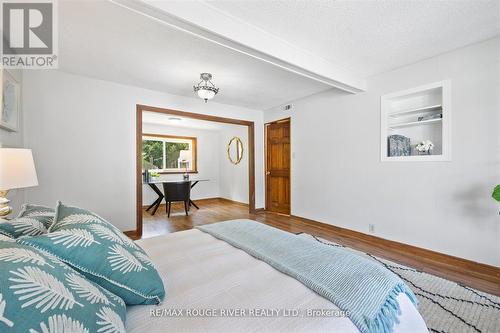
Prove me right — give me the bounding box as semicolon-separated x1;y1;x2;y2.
0;70;20;132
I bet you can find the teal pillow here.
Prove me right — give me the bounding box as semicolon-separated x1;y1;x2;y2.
0;204;54;239
21;202;165;305
0;239;126;332
0;204;54;238
0;218;46;238
19;204;55;229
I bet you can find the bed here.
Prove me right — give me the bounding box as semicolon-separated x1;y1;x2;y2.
126;227;428;333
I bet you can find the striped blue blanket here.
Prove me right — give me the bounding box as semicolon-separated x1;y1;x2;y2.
197;220;418;333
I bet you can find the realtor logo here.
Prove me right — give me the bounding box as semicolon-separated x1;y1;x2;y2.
1;0;58;68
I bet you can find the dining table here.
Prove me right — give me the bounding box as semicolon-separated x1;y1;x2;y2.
145;178;209;215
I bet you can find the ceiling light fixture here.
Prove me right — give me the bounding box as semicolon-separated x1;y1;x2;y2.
193;73;219;103
168;117;182;122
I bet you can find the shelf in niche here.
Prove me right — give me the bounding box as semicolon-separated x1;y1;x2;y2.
384;154;445;162
380;80;451;162
389;104;442;118
389;118;442;129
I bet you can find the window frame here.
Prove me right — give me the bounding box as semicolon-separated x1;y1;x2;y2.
142;133;198;174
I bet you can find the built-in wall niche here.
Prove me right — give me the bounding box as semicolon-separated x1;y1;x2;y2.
380;80;451;162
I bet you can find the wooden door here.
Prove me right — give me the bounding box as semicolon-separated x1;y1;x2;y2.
265;119;290;214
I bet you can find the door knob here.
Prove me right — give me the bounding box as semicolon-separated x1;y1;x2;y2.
266;171;271;175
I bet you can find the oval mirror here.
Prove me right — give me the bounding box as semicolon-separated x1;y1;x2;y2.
227;137;244;165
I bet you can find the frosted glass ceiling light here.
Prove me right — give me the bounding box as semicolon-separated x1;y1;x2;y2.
193;73;219;103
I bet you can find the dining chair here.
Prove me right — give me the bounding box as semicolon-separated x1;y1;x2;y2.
162;182;191;217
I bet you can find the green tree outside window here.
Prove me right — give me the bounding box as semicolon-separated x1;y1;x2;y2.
142;140;163;170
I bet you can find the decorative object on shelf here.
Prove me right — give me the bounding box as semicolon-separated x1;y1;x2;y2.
387;135;411;157
415;140;434;155
193;73;219;103
0;148;39;217
418;113;442;122
227;137;244;164
149;171;160;180
0;70;20;132
492;185;500;215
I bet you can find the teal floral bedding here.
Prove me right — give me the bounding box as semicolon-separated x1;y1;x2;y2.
0;238;126;332
19;201;165;305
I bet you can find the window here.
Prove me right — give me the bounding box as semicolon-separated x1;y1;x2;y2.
142;134;197;173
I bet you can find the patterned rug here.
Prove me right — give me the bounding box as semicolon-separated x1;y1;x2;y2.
299;233;500;333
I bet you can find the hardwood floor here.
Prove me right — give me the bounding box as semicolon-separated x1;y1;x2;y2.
142;198;500;296
142;198;253;238
143;198;331;239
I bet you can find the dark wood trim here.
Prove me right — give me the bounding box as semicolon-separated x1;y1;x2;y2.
143;133;198;173
138;104;254;126
264;123;268;211
136;105;143;237
291;214;500;296
266;210;292;217
123;230;140;240
136;104;256;238
248;122;256;213
264;117;291;214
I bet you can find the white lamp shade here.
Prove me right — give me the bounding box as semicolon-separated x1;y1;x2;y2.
197;89;215;100
179;150;191;162
0;148;38;190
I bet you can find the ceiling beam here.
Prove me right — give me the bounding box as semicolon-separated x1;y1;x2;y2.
110;0;366;93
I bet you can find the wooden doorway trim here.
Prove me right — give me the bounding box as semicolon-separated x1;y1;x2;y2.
131;104;256;238
264;117;291;215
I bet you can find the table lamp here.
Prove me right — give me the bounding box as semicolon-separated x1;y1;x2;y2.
0;148;38;217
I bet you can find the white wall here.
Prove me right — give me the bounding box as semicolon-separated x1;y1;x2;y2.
141;123;221;204
266;37;500;266
219;125;249;204
0;69;25;213
22;70;264;231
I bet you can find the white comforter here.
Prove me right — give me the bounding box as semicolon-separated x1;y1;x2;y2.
126;229;427;333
